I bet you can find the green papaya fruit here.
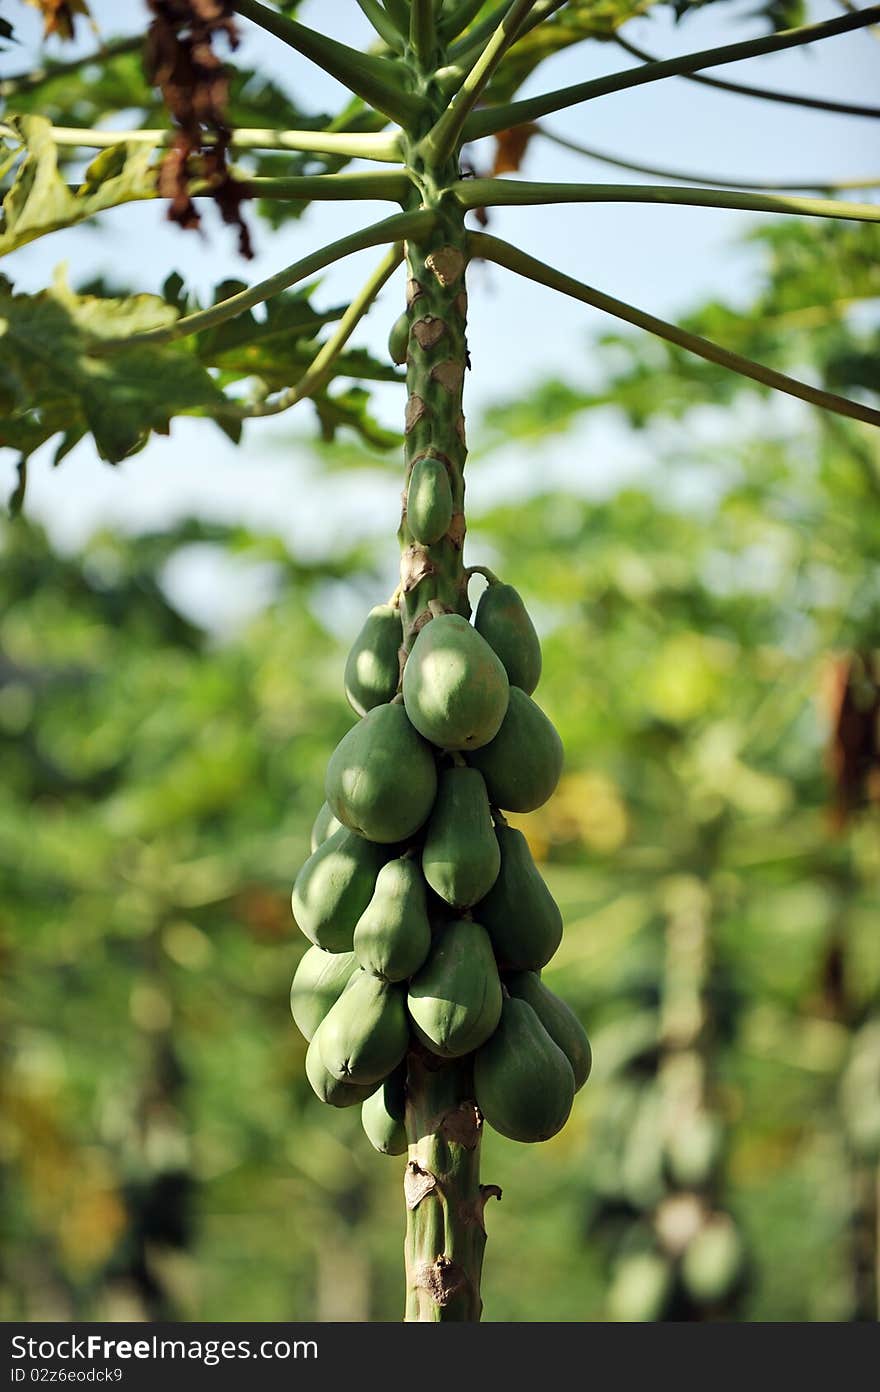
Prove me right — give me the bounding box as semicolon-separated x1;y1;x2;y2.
402;613;509;751
326;702;437;844
607;1252;673;1323
343;604;402;717
408;918;502;1058
406;456;453;545
478;823;562;971
305;1027;379;1108
318;968;409;1085
361;1064;408;1155
388;311;409;365
290;945;359;1041
505;971;591;1091
474;582;542;696
664;1113;722;1188
473;996;574;1142
466;686;563;812
353;856;431;982
421;766;500;908
681;1219;744;1304
291;827;384;951
310;800;343;853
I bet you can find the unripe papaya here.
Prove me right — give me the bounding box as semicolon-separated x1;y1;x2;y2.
292;827;384;951
408;918;501;1058
305;1027;379;1108
474;582;542;696
466;686;563;812
681;1218;744;1304
326;702;437;843
318;968;409;1085
361;1064;407;1155
505;971;591;1091
473;996;574;1142
354;856;431;982
290;945;358;1041
664;1113;722;1188
388;311;409;365
421;766;500;908
478;823;562;971
343;604;402;717
406;456;453;545
402;613;509;751
310;800;343;853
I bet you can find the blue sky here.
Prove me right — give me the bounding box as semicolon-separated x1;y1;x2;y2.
1;0;877;627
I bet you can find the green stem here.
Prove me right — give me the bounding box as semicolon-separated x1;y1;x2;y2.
356;0;406;51
453;177;880;223
0;34;141;100
469;231;880;430
461;5;880;140
614;32;880;120
239;244;404;419
446;2;511;61
384;0;411;35
93;210;435;353
404;1054;499;1321
232;0;423;126
34;125;404;163
441;0;495;43
245;171;412;202
534;127;880;193
410;0;437;63
425;1;538;162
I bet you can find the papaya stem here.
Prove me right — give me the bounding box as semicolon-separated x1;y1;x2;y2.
465;565;500;584
395;38;494;1316
92;210;434;353
404;1054;498;1321
469;230;880;430
461;5;880;140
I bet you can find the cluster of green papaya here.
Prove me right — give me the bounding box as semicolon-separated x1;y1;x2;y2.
289;577;590;1154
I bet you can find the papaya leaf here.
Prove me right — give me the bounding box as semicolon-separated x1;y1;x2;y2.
0;270;228;465
0;115;159;256
312;387;402;451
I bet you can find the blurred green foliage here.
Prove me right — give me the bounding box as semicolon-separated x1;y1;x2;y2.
1;219;879;1322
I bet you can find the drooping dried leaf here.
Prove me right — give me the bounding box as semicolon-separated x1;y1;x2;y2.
145;0;252;257
492;123;537;176
24;0;91;41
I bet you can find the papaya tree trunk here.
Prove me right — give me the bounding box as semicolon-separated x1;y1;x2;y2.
403;1051;499;1321
396;75;498;1321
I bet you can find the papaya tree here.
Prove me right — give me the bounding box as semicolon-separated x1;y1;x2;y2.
2;0;879;1322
